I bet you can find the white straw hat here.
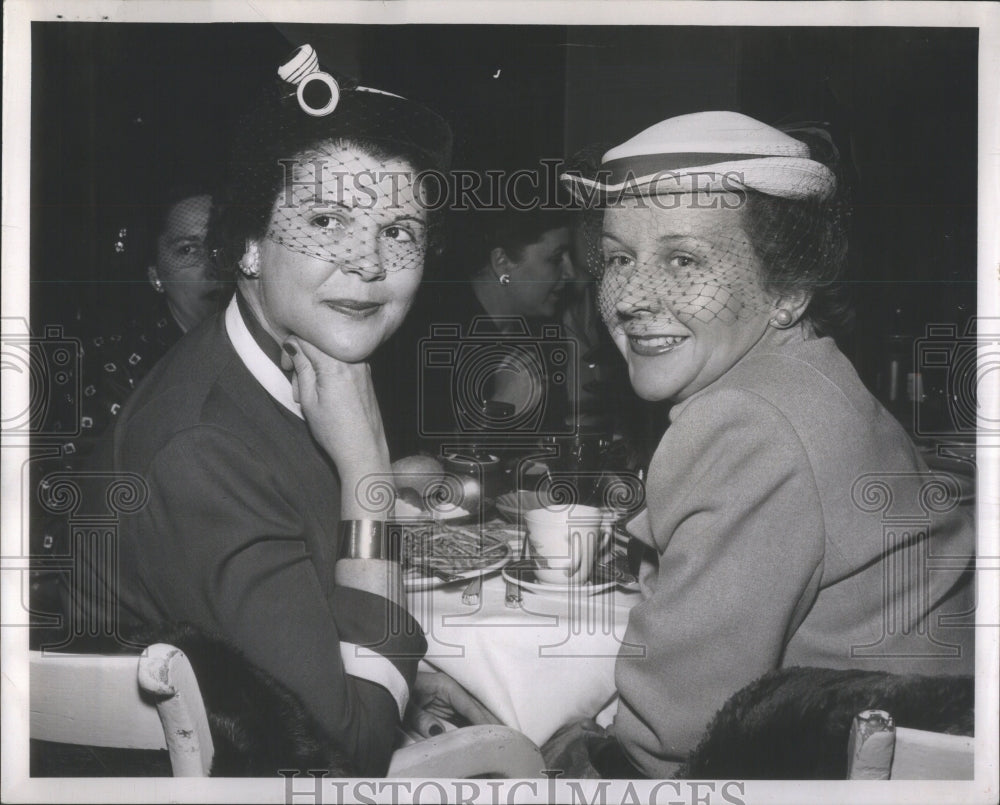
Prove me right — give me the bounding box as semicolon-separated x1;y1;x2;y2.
564;111;836;201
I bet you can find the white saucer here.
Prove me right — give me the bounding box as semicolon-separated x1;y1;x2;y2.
501;562;619;596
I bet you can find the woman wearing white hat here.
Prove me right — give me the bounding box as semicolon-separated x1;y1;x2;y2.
554;111;975;778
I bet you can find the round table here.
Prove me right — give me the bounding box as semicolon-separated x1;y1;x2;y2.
408;567;641;745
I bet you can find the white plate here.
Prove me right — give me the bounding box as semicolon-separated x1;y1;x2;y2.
393;497;475;523
501;562;619;596
404;543;510;591
481;523;526;545
433;506;474;521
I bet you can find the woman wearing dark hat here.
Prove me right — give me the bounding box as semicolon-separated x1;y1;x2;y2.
550;111;975;777
76;46;493;774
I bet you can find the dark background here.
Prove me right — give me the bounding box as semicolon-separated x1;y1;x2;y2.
30;22;978;404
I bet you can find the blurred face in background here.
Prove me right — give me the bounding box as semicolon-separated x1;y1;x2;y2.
148;194;227;332
501;227;573;318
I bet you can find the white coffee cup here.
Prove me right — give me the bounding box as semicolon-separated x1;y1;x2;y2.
524;505;613;584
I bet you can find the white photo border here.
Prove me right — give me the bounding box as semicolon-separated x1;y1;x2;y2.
3;2;998;803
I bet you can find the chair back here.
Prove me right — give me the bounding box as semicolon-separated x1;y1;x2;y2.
848;709;974;780
892;726;975;780
30;644;214;776
33;643;547;778
31;649;164;749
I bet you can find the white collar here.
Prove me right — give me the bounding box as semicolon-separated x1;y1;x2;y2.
224;295;303;420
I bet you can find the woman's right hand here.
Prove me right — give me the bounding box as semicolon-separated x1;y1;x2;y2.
283;336;403;603
282;336;391;505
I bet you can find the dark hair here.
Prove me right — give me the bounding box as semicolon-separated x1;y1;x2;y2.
741;189;853;340
562;143;614;273
741;124;856;340
143;183;215;267
451;166;575;277
456;207;575;277
214;76;452;275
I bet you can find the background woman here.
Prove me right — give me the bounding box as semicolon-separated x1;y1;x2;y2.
74;50;492;774
376;185;576;456
47;185;230;469
144;186;228;335
30;186;232;624
450;200;576;428
554;111;975;777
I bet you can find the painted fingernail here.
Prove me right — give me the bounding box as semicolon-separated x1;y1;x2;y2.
429;724;444;736
283;342;297;357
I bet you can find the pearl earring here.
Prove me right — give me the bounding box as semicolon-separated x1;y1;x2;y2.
152;279;164;293
771;309;794;328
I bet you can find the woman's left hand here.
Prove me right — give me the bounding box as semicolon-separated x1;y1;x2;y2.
406;671;500;738
541;718;608;779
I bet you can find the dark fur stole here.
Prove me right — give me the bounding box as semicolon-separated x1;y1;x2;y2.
677;666;974;779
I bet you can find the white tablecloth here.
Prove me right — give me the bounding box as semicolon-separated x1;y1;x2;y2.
407;569;641;746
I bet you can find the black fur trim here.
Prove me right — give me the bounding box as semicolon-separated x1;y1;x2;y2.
677;666;973;779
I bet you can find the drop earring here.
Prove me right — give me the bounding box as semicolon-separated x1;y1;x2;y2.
152;278;164;293
239;243;261;279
